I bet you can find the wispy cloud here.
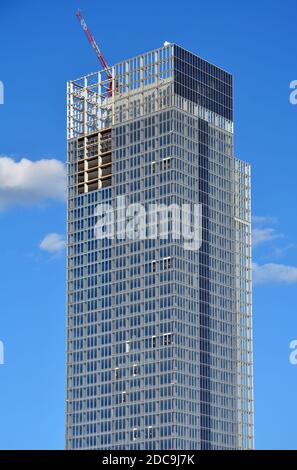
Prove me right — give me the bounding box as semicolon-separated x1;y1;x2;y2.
39;233;65;254
272;244;296;258
252;215;284;247
0;156;65;210
252;227;284;247
253;262;297;285
252;215;278;226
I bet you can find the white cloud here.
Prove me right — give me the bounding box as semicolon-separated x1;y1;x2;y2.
0;156;65;209
252;215;277;226
253;262;297;285
252;227;283;247
252;215;283;247
272;244;296;258
40;233;65;253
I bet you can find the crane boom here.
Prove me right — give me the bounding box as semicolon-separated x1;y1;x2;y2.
76;10;111;78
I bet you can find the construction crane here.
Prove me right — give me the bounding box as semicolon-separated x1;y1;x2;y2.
76;10;112;95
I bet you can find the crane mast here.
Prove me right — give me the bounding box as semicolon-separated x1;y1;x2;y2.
76;10;112;95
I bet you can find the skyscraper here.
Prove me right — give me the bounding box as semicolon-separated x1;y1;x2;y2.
66;43;254;450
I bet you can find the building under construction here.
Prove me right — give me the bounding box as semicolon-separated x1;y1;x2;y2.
66;13;254;450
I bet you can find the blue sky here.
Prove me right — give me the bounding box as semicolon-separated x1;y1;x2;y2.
0;0;296;450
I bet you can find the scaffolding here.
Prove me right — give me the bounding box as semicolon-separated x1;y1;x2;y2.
67;44;174;194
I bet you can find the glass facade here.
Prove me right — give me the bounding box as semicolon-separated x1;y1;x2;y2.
66;44;254;450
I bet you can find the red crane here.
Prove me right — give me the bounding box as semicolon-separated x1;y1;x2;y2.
76;10;112;94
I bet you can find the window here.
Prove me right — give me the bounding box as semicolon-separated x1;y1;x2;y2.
164;333;172;346
133;364;140;376
163;157;171;170
145;426;153;439
152;336;157;348
163;257;171;270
